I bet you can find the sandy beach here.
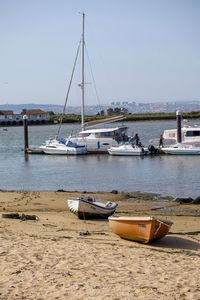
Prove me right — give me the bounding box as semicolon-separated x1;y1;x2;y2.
0;190;199;300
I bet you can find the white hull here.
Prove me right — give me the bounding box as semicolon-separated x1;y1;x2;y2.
27;146;44;154
163;126;200;146
67;197;117;219
162;143;200;155
39;138;87;155
70;137;118;153
40;146;85;155
108;144;148;156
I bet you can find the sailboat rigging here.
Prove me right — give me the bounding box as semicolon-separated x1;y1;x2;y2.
56;40;81;139
81;12;85;131
30;13;128;155
69;13;128;153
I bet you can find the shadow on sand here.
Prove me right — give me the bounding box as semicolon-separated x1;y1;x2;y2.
151;235;200;251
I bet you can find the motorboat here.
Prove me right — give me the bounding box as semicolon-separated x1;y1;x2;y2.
162;143;200;155
108;143;148;156
109;216;173;243
27;146;44;154
163;123;200;147
67;196;118;219
39;138;87;155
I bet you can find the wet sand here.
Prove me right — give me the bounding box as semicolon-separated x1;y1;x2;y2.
0;191;199;299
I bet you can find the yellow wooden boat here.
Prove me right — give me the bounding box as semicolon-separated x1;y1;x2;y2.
109;216;173;243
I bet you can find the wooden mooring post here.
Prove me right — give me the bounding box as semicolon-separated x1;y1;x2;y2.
23;115;29;153
176;110;182;143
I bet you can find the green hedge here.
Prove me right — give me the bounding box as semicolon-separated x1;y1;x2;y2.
51;111;200;124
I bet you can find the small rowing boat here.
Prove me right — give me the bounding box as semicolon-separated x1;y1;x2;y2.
67;196;118;219
109;216;173;243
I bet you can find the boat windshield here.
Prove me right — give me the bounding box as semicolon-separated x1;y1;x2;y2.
95;132;114;138
59;138;67;144
185;130;200;137
78;132;91;137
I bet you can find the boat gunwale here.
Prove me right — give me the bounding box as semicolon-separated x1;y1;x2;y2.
108;216;173;226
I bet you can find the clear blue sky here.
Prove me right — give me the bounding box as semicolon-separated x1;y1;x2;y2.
0;0;200;106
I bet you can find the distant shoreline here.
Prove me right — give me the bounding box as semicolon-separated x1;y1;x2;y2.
1;111;200;127
52;111;200;124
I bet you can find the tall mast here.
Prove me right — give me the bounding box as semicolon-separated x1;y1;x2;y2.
81;12;85;131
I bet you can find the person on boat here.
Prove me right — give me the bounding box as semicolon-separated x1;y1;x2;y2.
132;133;140;146
121;132;128;142
159;134;164;148
114;132;122;143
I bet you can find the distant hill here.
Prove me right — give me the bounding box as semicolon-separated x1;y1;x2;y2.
1;101;200;115
0;103;103;115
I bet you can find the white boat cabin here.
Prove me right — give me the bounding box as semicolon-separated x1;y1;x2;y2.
70;126;128;153
163;126;200;146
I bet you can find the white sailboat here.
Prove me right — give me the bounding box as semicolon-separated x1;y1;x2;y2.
68;13;128;153
29;13;128;155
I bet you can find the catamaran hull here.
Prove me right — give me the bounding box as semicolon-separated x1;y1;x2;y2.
70;138;119;153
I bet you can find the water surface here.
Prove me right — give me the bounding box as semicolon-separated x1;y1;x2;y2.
0;119;200;198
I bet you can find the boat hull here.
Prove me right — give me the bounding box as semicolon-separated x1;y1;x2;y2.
67;198;118;219
162;144;200;155
70;137;119;153
108;145;147;156
27;146;44;154
40;145;87;155
41;148;83;155
163;149;200;155
109;216;173;243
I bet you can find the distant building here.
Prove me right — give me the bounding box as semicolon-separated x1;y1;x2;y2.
0;110;16;125
0;110;13;118
21;109;50;124
0;109;51;126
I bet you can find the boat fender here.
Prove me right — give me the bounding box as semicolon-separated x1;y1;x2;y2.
97;141;100;149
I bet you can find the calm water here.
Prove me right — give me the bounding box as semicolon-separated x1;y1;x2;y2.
0;119;200;198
